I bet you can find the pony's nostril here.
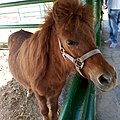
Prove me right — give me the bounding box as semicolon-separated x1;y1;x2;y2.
98;74;112;86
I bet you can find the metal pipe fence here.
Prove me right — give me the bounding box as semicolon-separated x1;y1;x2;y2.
0;1;53;29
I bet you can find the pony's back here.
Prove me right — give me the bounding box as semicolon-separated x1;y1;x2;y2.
8;30;33;54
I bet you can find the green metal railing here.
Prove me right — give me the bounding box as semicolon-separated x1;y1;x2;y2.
0;24;40;29
0;0;51;8
59;73;95;120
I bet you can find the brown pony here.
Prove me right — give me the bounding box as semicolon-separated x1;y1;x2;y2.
8;0;117;120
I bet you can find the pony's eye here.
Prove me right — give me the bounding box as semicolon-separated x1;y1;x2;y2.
66;39;79;46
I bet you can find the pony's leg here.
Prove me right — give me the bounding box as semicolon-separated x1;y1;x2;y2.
48;96;59;120
27;88;33;98
34;92;49;120
26;89;33;104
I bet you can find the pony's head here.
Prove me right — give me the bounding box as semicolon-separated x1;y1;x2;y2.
52;0;117;91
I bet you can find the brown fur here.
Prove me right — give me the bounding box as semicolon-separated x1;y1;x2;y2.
8;0;116;120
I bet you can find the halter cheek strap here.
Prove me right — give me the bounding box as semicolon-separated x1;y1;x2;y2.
58;40;102;77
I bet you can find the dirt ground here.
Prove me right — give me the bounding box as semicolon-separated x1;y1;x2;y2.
0;79;42;120
0;49;74;120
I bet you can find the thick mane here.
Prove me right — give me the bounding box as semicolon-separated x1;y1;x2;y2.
18;11;54;86
53;0;93;30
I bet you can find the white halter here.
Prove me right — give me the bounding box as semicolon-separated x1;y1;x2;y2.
58;40;101;77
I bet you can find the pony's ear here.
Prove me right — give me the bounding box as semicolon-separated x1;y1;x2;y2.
52;1;66;23
81;5;94;28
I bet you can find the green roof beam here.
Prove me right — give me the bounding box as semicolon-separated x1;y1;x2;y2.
0;0;52;8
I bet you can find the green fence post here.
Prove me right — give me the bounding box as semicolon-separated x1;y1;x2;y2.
59;73;91;120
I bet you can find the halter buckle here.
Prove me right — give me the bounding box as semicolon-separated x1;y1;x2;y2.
74;58;84;69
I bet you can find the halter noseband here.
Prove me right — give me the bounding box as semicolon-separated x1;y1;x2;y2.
58;40;101;77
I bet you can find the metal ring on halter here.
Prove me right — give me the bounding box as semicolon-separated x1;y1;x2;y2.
74;58;84;69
